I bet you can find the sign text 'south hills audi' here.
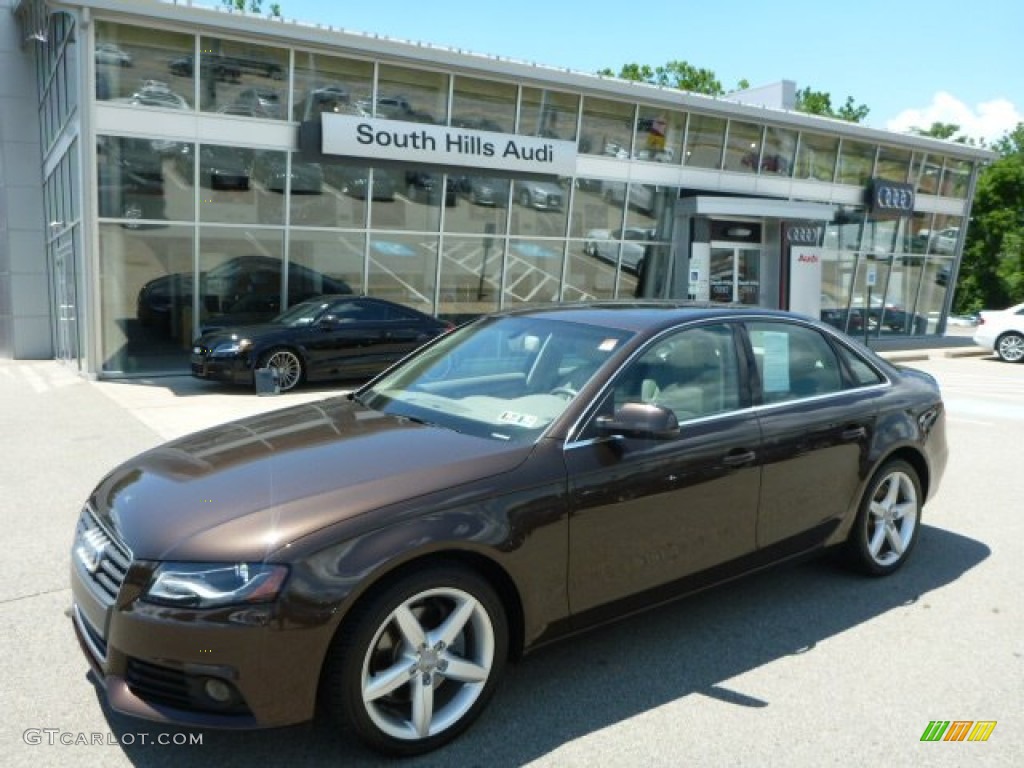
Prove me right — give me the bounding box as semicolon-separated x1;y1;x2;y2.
321;114;577;176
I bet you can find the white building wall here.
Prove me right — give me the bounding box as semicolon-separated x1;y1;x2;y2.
0;0;49;359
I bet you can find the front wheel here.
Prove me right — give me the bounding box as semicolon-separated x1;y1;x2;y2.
846;459;921;576
321;566;508;756
258;348;303;392
995;332;1024;363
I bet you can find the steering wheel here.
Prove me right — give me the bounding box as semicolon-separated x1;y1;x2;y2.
549;386;578;400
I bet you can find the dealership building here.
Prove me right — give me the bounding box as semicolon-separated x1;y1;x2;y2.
1;0;995;377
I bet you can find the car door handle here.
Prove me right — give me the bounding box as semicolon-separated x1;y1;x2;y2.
841;426;867;441
723;449;756;467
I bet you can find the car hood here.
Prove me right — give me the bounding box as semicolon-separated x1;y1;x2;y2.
195;324;290;346
89;397;533;562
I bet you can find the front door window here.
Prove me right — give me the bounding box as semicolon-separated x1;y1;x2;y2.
710;245;761;304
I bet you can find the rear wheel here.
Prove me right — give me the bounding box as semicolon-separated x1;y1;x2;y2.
321;566;507;756
258;348;303;392
846;459;921;576
995;332;1024;363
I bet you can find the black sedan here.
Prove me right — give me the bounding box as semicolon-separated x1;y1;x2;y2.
190;295;452;392
74;303;945;757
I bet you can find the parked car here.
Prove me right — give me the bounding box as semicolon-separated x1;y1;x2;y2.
455;175;510;207
583;227;654;272
231;87;283;119
513;178;563;210
973;302;1024;362
323;164;397;201
95;42;132;67
71;303;946;756
190;295;451;391
128;80;189;110
167;53;241;82
405;171;456;206
135;255;352;332
174;144;252;190
251;152;323;194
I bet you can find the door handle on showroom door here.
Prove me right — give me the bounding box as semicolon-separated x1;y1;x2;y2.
723;449;757;467
841;426;867;441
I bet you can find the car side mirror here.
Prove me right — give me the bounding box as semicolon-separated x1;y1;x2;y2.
595;402;679;440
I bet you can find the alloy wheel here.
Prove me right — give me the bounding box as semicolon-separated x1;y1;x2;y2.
263;349;302;391
996;332;1024;363
865;470;918;567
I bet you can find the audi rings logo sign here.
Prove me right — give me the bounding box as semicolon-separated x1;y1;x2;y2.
75;528;107;574
869;179;915;217
786;224;821;246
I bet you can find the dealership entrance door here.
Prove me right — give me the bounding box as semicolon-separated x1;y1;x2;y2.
710;244;761;304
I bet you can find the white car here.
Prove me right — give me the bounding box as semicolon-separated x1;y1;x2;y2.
973;302;1024;362
583;227;654;273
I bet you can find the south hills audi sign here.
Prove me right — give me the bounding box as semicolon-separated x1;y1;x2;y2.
321;114;577;176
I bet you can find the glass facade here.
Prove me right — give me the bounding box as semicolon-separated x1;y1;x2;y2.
19;15;979;376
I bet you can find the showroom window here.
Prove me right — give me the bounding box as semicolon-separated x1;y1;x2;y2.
635;107;686;163
836;139;876;186
759;126;797;177
437;234;503;322
291;51;373;121
875;145;912;183
504;238;567;307
518;87;579;141
451;75;516;133
198;36;288;118
579;96;635;158
683;114;726;169
722;120;764;174
913;152;942;195
95;22;194;111
375;64;448;124
367;233;438;316
940;158;972;199
794;132;838;182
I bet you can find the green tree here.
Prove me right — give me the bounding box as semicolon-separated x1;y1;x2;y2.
794;87;870;123
910;122;982;146
597;61;730;96
222;0;281;16
954;123;1024;313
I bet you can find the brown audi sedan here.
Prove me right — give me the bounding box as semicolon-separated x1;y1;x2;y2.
71;303;947;756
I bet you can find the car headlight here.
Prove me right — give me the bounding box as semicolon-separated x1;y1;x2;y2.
144;562;289;608
211;338;252;356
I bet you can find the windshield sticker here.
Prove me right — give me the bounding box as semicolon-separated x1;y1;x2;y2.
759;331;791;392
598;338;619;352
498;411;539;428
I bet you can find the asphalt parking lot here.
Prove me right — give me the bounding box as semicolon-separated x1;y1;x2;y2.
0;349;1020;767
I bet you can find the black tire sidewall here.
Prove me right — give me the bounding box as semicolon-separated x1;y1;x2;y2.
324;565;508;757
848;459;922;576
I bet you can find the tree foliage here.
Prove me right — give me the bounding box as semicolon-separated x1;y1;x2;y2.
954;123;1024;312
794;87;870;123
222;0;281;16
597;61;728;96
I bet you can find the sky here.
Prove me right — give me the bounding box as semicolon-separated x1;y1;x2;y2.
269;0;1023;145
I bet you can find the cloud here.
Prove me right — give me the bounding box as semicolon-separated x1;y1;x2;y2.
885;92;1022;145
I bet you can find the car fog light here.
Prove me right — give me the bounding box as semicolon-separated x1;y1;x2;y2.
204;678;233;703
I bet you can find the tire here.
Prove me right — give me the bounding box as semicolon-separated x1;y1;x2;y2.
321;565;508;757
258;348;303;392
995;332;1024;363
846;459;921;576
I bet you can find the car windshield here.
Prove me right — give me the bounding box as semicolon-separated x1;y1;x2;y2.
272;300;331;327
359;315;634;442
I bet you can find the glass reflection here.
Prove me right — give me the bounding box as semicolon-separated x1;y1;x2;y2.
635;108;685;163
837;139;876;186
446;174;510;235
99;224;194;373
437;234;503;322
289;229;365;297
375;64;448;124
367;234;438;315
723;120;764;173
875;146;912;183
795;132;838;182
579;97;635;158
292;52;373;121
509;177;570;238
95;22;194;110
684;115;726;169
940;159;971;199
452;76;516;133
198;37;288;118
759;126;796;176
98;135;193;226
570;176;625;238
504;239;566;307
913;153;942;195
519;87;579;141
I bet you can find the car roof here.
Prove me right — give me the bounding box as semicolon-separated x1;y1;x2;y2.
494;301;803;333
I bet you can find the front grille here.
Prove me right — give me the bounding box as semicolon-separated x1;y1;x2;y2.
73;505;132;605
548;194;562;208
126;658;192;710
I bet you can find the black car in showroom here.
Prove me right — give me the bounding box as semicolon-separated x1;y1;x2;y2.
190;295;452;392
73;302;946;756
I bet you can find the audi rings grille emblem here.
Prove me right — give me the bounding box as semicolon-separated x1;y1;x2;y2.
76;528;107;574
